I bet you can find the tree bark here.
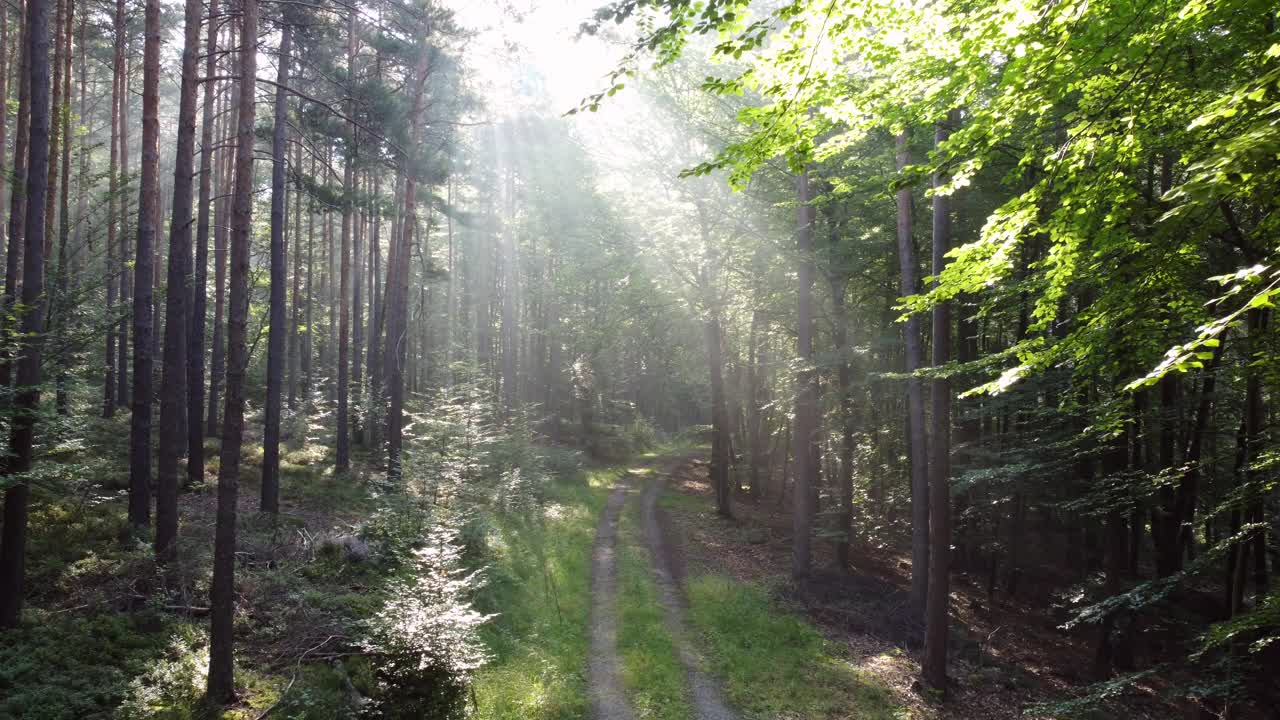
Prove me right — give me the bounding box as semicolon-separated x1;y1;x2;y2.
117;49;130;407
51;0;71;415
261;21;292;509
206;20;234;437
383;40;432;480
896;129;930;613
128;0;161;534
208;0;256;699
0;8;29;403
335;13;355;472
288;131;302;409
188;0;218;486
157;0;204;561
0;0;50;629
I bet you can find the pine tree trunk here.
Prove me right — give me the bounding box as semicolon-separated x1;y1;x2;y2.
206;21;233;437
261;21;291;509
43;0;62;262
384;45;432;480
116;48;130;408
157;0;204;560
351;171;364;434
52;0;71;415
335;14;355;472
103;2;119;418
208;0;256;698
897;129;930;613
288;135;302;410
0;12;28;403
0;4;7;238
128;0;161;534
188;0;217;486
0;0;51;628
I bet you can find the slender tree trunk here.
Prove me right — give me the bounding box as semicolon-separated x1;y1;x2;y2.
51;0;70;415
70;9;85;276
0;0;51;628
102;6;117;417
117;50;130;408
157;0;204;560
42;0;62;262
208;0;256;698
335;13;355;472
206;21;233;437
288;134;302;409
0;11;28;402
352;170;364;433
383;44;432;480
896;129;930;613
261;21;291;509
304;154;314;401
792;170;817;580
923;112;957;693
365;170;382;446
188;0;218;486
128;0;160;534
0;3;8;239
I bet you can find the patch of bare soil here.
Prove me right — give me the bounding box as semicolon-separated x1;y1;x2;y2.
659;457;1192;720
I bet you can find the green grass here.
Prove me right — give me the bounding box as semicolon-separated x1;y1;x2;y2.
686;575;905;720
616;501;691;720
470;466;618;719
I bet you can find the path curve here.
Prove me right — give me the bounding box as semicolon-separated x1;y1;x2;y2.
589;477;637;720
642;460;741;720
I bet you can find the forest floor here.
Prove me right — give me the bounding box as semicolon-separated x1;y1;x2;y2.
654;455;1184;720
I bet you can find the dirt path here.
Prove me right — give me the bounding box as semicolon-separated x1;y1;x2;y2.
642;459;741;720
589;476;637;720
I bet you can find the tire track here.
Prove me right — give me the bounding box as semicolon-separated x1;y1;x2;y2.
589;475;637;720
642;461;741;720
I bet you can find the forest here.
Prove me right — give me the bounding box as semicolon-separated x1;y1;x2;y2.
0;0;1276;717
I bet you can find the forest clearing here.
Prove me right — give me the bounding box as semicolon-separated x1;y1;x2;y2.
0;0;1277;717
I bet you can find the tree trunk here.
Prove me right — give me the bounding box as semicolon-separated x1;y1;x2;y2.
157;0;203;560
383;41;432;481
188;0;218;486
43;0;62;262
51;0;71;415
335;13;355;472
117;50;130;408
747;308;767;498
206;20;234;437
128;0;161;534
103;7;117;417
261;21;291;509
208;0;256;699
923;112;957;693
792;170;817;580
0;9;29;403
896;129;930;613
288;132;302;409
0;0;50;628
